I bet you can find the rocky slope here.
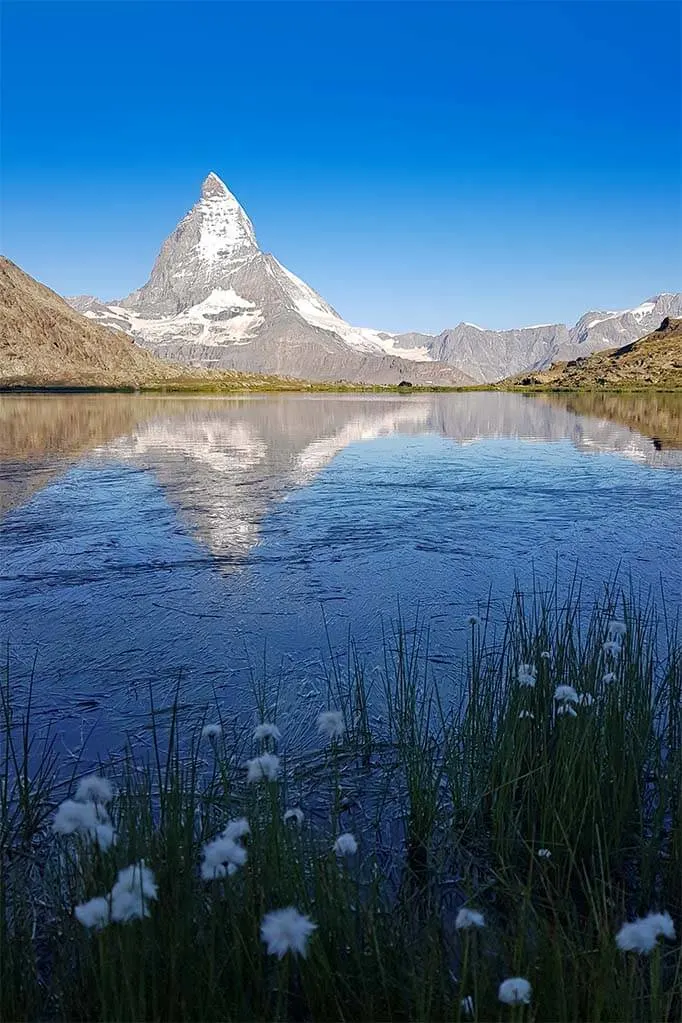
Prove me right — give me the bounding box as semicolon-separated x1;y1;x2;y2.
0;256;187;387
69;173;470;386
505;317;682;389
0;257;312;390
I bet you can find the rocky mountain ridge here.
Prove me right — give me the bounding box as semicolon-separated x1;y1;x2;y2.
506;316;682;390
391;294;682;382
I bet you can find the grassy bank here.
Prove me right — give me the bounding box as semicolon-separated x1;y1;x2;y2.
0;380;487;395
1;587;680;1021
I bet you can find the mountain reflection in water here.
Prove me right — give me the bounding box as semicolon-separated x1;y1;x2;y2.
1;392;680;562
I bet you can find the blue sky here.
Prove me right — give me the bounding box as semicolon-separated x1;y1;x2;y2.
2;1;680;332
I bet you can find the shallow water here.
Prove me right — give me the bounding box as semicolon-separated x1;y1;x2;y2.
1;391;680;754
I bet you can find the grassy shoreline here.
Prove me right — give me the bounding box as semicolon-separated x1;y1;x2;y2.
2;382;680;396
1;586;681;1021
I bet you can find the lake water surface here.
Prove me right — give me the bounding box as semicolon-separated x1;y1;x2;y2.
1;391;680;754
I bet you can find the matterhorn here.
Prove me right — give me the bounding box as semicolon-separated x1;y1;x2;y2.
69;172;468;385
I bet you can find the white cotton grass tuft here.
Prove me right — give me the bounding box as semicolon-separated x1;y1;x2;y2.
201;723;222;740
538;848;552;859
75;896;110;930
517;663;537;687
554;685;579;704
461;995;475;1017
53;800;99;836
540;650;551;660
498;977;532;1005
577;692;594;707
222;817;250;842
603;640;622;659
455;907;485;930
246;752;280;783
74;862;157;931
201;836;247;881
260;906;317;959
556;704;578;718
110;861;158;923
253;722;282;743
52;800;116;849
333;832;358;857
607;620;627;642
615;911;676;953
602;671;616;684
75;775;113;805
518;710;535;720
92;823;116;850
283;807;304;827
317;710;345;740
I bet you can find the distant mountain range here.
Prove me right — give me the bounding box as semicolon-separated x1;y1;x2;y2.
67;171;681;385
506;316;682;390
393;295;682;383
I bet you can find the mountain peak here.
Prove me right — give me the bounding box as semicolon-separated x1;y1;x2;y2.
201;171;234;200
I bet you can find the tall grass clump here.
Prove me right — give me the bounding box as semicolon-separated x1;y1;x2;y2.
1;584;680;1021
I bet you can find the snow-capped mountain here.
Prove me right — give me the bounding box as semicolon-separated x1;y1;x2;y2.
68;173;467;386
68;172;680;385
389;294;682;383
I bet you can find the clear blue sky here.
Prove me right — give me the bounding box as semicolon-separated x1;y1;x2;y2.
2;0;680;332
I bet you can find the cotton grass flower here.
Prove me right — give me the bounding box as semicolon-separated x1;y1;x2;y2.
201;836;247;881
201;723;222;740
602;671;616;684
517;663;537;687
284;807;304;826
53;800;100;836
554;685;579;704
253;722;281;742
246;752;280;783
498;977;532;1005
52;800;116;849
461;996;475;1017
602;640;621;659
556;704;578;718
91;823;116;850
75;896;110;930
333;832;358;857
455;907;485;929
615;911;676;953
577;692;594;707
540;650;551;660
518;710;534;720
222;817;250;842
538;848;552;859
607;620;627;641
260;907;317;959
75;775;113;805
317;710;345;740
110;861;158;923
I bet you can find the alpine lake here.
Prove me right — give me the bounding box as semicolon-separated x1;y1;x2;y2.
1;389;680;757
